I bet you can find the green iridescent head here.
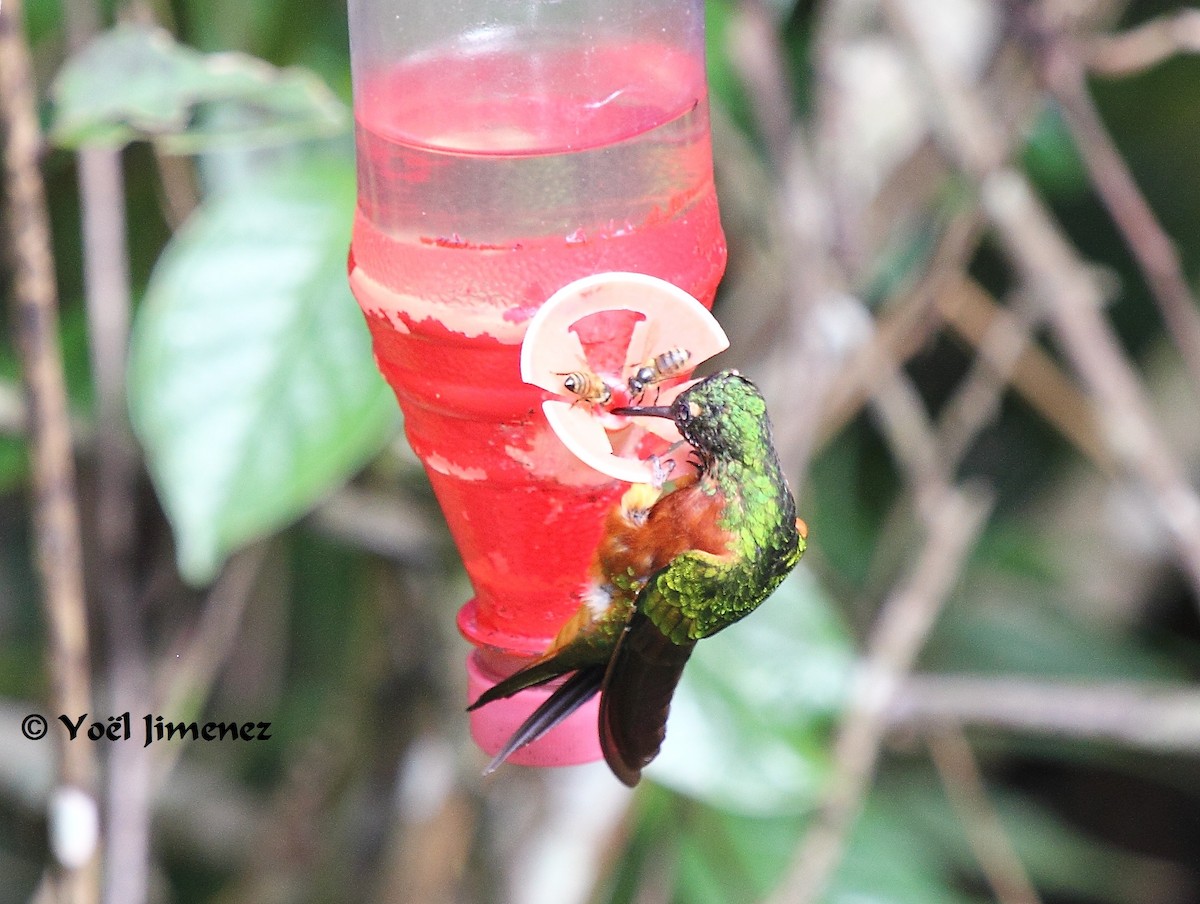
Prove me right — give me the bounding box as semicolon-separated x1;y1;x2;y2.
615;370;775;463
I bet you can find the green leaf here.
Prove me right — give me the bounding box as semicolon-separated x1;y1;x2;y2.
49;23;347;152
0;437;27;493
832;791;983;904
927;582;1184;682
645;569;855;814
868;775;1163;904
128;155;399;586
607;783;984;904
1023;104;1089;197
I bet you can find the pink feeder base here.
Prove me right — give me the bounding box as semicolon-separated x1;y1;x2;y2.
466;652;603;767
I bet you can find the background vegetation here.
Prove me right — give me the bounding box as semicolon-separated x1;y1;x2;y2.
3;0;1200;902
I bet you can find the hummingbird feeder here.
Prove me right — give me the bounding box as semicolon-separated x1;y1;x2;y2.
347;0;728;766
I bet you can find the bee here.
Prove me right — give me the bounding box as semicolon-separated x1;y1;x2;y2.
627;347;692;398
561;369;613;406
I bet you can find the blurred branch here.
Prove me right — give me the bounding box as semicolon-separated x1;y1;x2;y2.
726;0;795;176
812;235;1114;475
0;376;25;433
815;212;981;451
60;0;151;893
77;148;136;584
307;485;440;564
936;276;1112;471
151;151;200;228
892;674;1200;750
0;378;436;562
727;1;965;518
152;542;269;783
221;560;399;904
0;0;99;898
728;18;1015;901
127;1;202;227
928;729;1043;904
0;375;96;445
1086;9;1200;76
501;766;635;904
724;1;866;486
984;171;1200;592
1038;25;1200;397
865;332;953;513
770;488;993;904
373;734;474;904
883;0;1200;605
935;284;1046;467
71;60;147;904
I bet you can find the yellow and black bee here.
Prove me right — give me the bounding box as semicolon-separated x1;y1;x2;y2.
561;370;613;406
627;347;692;398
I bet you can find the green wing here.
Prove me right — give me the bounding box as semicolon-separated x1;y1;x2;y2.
635;550;733;644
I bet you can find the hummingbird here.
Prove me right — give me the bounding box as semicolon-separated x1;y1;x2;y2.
469;371;806;785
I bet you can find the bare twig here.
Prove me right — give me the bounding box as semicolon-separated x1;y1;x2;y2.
373;734;474;904
884;0;1200;605
123;1;201;227
986;173;1200;593
307;486;439;563
1086;9;1200;76
0;0;98;896
815;212;982;451
728;2;964;515
812;239;1109;476
769;488;992;904
73;75;147;904
0;375;97;446
726;0;795;176
928;729;1043;904
727;23;1017;902
935;288;1046;469
724;2;869;488
59;0;152;893
935;277;1111;471
153;542;269;784
501;765;636;904
868;348;954;517
0;376;25;433
891;674;1200;750
77;148;135;539
1040;31;1200;396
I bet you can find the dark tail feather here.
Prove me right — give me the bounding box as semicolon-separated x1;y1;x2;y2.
468;658;573;712
598;612;695;787
482;666;605;776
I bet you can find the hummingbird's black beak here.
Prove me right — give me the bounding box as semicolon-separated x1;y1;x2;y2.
611;404;675;419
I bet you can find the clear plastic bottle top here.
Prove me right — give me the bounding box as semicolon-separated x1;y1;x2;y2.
348;0;711;243
348;0;705;133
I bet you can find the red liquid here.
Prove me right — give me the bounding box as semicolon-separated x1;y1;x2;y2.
350;40;726;657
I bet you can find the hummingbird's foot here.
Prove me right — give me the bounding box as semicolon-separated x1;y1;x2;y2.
648;451;679;489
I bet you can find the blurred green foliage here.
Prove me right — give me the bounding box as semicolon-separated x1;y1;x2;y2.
50;24;346;150
126;152;397;583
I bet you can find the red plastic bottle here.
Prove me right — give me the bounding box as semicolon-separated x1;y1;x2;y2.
347;0;726;766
